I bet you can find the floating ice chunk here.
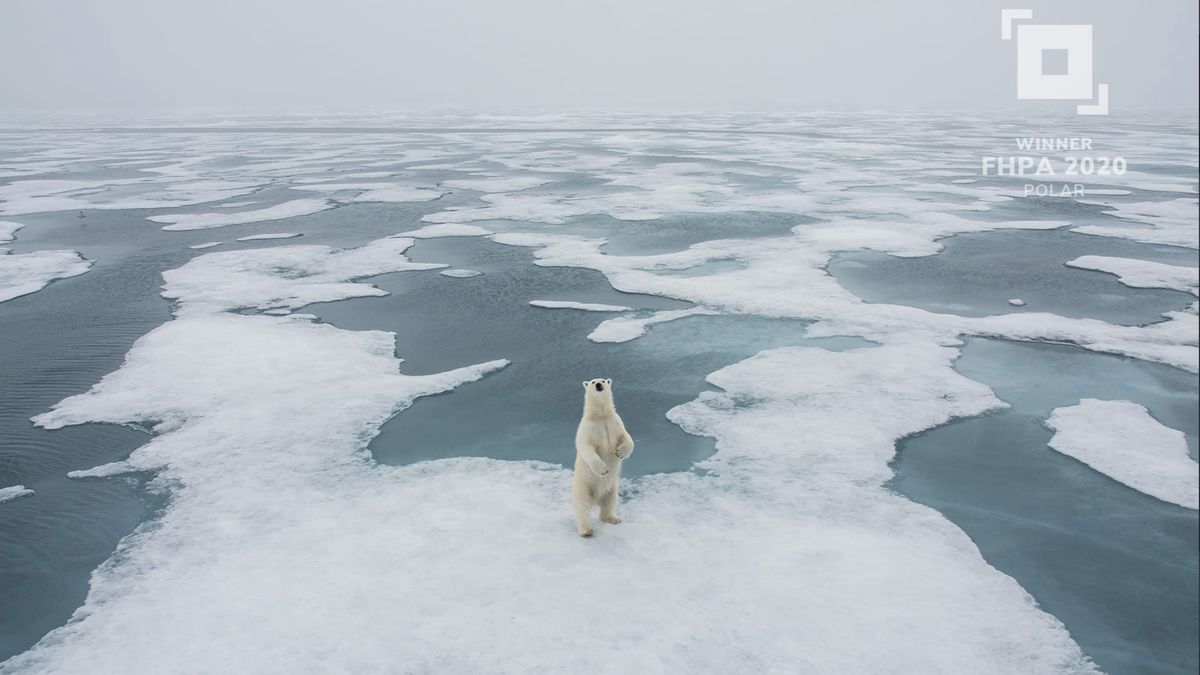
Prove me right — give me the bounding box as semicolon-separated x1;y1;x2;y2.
148;199;333;231
0;485;34;503
1073;198;1200;249
292;183;443;203
0;248;92;302
442;175;551;193
440;269;483;278
236;233;302;242
529;300;631;312
189;242;223;250
1045;399;1198;509
162;236;444;316
589;307;717;343
213;201;258;209
0;220;24;244
1066;256;1199;296
68;462;135;479
1009;298;1026;306
399;224;494;238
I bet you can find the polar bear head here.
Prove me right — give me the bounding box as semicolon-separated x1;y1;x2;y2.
582;378;614;408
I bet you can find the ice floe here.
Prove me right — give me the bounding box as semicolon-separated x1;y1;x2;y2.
1009;298;1026;306
1073;198;1200;249
440;269;483;278
0;485;34;503
528;300;632;312
161;236;443;316
0;248;92;303
188;242;223;250
147;199;333;231
1045;399;1198;509
1066;256;1199;296
11;237;1096;671
399;223;493;239
589;307;719;342
0;221;23;243
236;233;302;242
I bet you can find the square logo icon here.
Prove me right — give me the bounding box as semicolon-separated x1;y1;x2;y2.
1016;24;1093;100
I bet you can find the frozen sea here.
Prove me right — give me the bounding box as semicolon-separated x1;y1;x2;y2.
0;110;1196;674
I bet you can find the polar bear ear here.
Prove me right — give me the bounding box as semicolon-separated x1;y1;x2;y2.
582;380;589;388
605;378;612;384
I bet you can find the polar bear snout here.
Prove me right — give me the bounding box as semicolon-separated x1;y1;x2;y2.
595;381;604;392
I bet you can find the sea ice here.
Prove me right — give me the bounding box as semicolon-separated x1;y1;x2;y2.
1066;256;1199;296
236;233;302;242
0;485;34;503
1045;399;1198;509
399;224;493;239
440;269;483;278
147;199;333;231
189;242;223;250
0;248;92;303
588;307;719;342
528;300;632;312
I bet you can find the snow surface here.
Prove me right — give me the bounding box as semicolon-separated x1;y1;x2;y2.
1045;399;1198;509
399;223;494;238
147;199;333;231
10;234;1096;673
528;300;631;312
1073;198;1199;248
491;231;1199;372
1066;256;1199;296
0;221;23;243
439;269;483;278
236;233;302;242
589;307;718;342
0;485;34;503
0;248;92;303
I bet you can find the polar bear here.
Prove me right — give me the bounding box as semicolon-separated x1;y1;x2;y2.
571;378;635;537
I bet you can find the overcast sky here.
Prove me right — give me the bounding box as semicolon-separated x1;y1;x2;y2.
1;0;1196;112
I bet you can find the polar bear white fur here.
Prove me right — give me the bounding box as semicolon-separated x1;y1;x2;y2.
571;378;635;537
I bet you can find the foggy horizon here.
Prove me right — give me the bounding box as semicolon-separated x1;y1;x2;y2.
2;0;1197;114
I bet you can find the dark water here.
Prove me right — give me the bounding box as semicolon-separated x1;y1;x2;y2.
829;228;1197;325
307;235;873;475
308;235;836;475
892;339;1199;675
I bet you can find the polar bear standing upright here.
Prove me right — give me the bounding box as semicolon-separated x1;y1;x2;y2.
571;378;635;537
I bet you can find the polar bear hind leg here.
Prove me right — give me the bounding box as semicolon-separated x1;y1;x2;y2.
572;485;595;537
599;488;621;524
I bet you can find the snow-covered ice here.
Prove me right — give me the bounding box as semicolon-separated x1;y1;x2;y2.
1066;256;1199;296
0;248;92;303
188;241;223;250
439;269;483;278
588;307;718;342
235;233;302;242
148;199;333;231
528;300;632;312
1046;399;1198;509
0;485;34;503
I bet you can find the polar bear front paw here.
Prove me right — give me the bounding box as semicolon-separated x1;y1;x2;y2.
578;527;594;538
590;462;610;478
601;515;622;524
